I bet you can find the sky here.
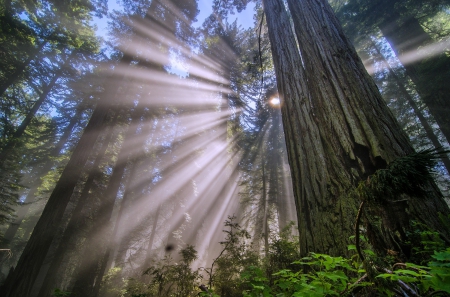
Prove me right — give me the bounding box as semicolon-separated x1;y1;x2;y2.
92;0;257;39
195;0;256;29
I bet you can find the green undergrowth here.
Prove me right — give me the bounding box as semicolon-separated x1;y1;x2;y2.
97;150;450;296
98;218;450;297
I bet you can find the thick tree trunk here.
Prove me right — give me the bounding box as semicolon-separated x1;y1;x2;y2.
378;12;450;143
0;56;132;297
263;0;450;257
1;104;110;297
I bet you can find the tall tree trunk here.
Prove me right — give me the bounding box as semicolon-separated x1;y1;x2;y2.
94;109;159;294
107;159;140;271
70;106;145;297
143;204;162;267
0;73;60;168
279;150;296;232
0;41;47;98
378;12;450;143
111;150;157;270
267;108;296;232
370;40;450;174
36;117;119;297
262;0;450;257
261;157;270;256
0;111;81;261
0;56;132;297
268;108;287;233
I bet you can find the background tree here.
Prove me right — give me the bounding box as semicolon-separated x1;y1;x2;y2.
335;0;450;143
329;0;450;196
0;0;104;236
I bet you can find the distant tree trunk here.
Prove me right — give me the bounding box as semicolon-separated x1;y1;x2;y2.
262;0;450;257
378;12;450;143
0;56;132;297
110;114;163;272
267;108;287;233
0;72;60;168
144;204;162;265
261;158;270;256
0;111;81;261
263;107;293;233
0;41;47;98
36;116;119;297
370;40;450;174
279;151;296;232
106;160;140;271
71;106;145;297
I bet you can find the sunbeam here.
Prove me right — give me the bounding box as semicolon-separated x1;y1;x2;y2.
10;0;450;296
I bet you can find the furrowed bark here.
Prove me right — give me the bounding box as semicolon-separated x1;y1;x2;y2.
262;0;450;257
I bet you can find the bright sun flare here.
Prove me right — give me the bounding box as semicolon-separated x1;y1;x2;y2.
270;97;280;105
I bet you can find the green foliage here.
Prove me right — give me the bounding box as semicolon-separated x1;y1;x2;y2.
101;217;450;297
427;248;450;293
207;216;259;297
99;267;127;297
264;222;301;285
272;253;357;296
198;289;221;297
376;248;450;294
241;266;272;297
355;149;445;203
117;245;203;297
406;220;447;263
241;247;450;296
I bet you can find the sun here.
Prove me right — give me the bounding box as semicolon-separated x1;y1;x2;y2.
270;97;280;106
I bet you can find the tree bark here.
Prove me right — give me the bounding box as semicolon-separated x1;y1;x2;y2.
262;0;450;257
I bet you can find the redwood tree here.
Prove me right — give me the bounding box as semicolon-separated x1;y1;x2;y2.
262;0;450;257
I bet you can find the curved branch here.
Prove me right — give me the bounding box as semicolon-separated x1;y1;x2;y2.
355;201;365;261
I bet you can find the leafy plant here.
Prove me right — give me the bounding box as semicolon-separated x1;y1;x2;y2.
241;266;272;297
427;248;450;293
376;248;450;295
115;245;203;297
99;267;127;297
205;216;259;297
272;253;358;296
